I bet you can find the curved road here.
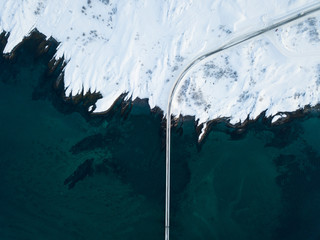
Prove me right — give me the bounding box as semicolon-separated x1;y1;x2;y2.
165;2;320;240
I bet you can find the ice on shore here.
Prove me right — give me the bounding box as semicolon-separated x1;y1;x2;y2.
0;0;319;126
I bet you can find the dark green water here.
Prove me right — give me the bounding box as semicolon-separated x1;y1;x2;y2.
1;36;320;240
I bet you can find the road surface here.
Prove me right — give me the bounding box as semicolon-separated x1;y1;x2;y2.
165;2;320;240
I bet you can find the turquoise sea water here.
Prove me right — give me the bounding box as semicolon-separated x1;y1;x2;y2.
1;36;320;240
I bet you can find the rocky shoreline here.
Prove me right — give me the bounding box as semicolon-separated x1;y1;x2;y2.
2;30;320;147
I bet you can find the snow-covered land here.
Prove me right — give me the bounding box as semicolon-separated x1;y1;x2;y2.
1;0;320;126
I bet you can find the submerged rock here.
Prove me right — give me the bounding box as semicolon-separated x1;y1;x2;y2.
64;158;94;189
